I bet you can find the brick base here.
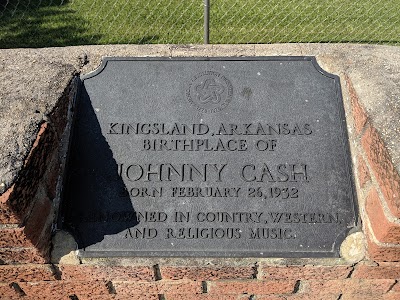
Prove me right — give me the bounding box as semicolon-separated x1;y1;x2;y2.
0;263;399;300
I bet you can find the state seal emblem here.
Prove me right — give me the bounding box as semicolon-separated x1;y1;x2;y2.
186;71;233;113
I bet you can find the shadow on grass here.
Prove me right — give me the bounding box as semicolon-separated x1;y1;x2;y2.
0;0;101;48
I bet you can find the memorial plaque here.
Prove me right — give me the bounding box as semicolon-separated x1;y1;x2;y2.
62;57;358;258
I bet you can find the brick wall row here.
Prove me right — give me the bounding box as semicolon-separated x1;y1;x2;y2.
1;263;400;300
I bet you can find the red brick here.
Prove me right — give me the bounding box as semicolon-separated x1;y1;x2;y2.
251;296;284;300
0;283;21;299
0;184;15;207
42;151;60;200
0;245;50;264
305;279;395;295
365;225;400;262
24;192;52;241
60;265;155;281
254;293;400;300
341;292;400;300
22;295;134;300
0;195;52;249
345;75;368;134
17;281;64;298
366;188;400;244
0;122;58;226
261;265;352;280
164;295;241;300
49;84;74;138
19;280;109;298
256;294;340;300
361;125;400;217
383;293;400;300
113;295;160;300
391;280;400;292
63;280;111;297
0;190;30;227
0;186;20;224
352;262;400;279
84;295;160;300
358;156;371;188
286;294;340;300
0;264;56;282
0;202;51;264
74;296;162;300
0;227;32;247
161;266;256;280
11;295;66;300
113;280;202;295
367;242;400;262
208;280;296;295
24;122;51;163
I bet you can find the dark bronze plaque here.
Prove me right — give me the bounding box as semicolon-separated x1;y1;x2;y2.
62;57;358;257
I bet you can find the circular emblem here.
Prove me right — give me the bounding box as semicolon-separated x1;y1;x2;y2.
186;71;233;113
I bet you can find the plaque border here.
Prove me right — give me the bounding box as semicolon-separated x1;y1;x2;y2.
68;57;359;258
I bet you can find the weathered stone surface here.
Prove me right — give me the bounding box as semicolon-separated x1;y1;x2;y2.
0;51;77;194
50;230;79;265
340;232;366;263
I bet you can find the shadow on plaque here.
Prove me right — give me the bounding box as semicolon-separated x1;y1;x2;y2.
61;85;138;249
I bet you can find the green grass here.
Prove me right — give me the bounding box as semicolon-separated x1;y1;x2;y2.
0;0;399;48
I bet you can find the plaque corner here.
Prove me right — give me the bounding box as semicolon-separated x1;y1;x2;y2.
309;56;340;81
80;57;113;81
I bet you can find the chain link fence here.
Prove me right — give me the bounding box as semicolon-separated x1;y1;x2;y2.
0;0;399;48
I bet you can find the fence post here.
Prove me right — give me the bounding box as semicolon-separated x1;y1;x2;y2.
204;0;210;44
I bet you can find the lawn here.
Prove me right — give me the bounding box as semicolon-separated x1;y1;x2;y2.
0;0;399;48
